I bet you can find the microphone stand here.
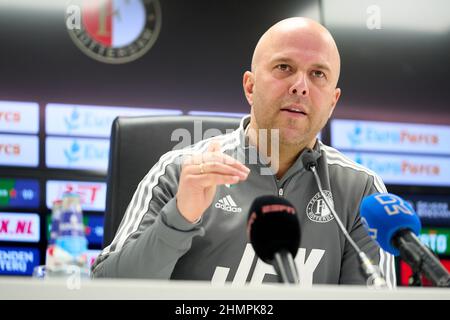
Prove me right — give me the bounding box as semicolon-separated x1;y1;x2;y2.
308;164;388;289
272;250;299;284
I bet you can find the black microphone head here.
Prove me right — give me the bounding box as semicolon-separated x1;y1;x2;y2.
247;195;300;263
301;148;320;171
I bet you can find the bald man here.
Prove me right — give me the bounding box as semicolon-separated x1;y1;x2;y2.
93;18;396;287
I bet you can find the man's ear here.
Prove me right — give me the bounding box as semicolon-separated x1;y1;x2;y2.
328;87;341;118
243;71;255;106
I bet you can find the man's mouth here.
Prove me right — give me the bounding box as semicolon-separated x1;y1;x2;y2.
280;106;307;115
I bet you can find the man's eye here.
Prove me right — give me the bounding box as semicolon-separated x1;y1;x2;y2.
276;64;291;72
312;70;325;78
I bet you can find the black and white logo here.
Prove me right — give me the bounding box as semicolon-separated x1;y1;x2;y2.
306;191;335;223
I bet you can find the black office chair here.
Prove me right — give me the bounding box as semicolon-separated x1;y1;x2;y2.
103;115;241;247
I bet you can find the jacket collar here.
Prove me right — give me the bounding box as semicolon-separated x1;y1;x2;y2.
235;114;322;181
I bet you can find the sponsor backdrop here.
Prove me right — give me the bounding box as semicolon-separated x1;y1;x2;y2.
0;0;449;283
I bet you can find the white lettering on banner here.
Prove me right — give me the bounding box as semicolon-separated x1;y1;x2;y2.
419;234;447;254
0;250;34;261
416;201;450;219
0;260;26;272
212;244;325;286
0;250;34;272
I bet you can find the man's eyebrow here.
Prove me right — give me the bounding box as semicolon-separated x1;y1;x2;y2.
311;63;332;73
270;57;333;73
270;57;295;65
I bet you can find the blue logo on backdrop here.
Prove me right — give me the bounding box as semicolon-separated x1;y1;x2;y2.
353;154;402;175
354;153;363;165
64;108;116;133
0;247;40;275
348;124;363;147
348;124;402;148
61;139;109;167
64;108;81;132
64;140;81;164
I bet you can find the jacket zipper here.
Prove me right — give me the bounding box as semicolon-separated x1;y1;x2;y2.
278;188;284;197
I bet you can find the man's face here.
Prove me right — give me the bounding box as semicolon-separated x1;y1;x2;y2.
244;25;341;148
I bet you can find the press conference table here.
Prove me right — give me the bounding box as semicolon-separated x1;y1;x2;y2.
0;277;449;299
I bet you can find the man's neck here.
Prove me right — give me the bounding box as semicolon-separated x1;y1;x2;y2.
246;124;314;179
275;144;304;179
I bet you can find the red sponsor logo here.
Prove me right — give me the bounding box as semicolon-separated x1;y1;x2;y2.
262;204;296;214
0;219;33;235
0;111;20;123
0;144;20;155
401;161;440;176
400;130;439;145
61;184;102;205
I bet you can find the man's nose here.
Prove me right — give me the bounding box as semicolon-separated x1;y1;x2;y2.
289;73;309;97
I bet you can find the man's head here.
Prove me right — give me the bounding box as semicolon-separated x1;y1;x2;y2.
243;17;341;150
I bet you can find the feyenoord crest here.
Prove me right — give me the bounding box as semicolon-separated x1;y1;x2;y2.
67;0;161;64
306;191;335;223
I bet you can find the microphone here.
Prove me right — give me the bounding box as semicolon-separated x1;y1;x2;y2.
360;193;450;287
301;148;388;288
247;195;300;284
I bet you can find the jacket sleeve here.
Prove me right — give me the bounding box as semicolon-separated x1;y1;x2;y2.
91;154;205;279
339;175;397;288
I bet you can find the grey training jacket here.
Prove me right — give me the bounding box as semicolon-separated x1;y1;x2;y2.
92;115;396;287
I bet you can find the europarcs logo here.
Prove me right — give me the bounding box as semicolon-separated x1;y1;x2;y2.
65;0;162;64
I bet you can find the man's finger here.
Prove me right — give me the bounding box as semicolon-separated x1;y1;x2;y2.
207;140;222;153
184;161;249;179
192;173;240;187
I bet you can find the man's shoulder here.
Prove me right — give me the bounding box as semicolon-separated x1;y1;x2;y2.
318;142;386;192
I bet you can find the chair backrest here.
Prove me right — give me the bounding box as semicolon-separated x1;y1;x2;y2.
103;115;241;246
